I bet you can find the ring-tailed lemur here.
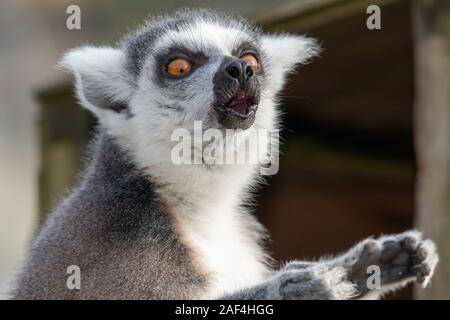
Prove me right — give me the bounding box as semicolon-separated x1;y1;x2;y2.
12;9;438;300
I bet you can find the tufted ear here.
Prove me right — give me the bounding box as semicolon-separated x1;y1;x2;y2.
59;46;135;118
261;34;320;93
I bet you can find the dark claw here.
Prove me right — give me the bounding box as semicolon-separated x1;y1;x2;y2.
417;272;425;283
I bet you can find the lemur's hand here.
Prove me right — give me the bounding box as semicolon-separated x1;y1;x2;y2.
284;230;438;299
225;231;437;300
344;230;438;297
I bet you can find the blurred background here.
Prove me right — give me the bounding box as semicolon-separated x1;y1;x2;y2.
0;0;449;299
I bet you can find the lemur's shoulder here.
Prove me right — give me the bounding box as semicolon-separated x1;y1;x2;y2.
12;132;208;299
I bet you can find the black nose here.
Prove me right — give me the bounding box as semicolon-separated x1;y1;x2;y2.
225;59;254;82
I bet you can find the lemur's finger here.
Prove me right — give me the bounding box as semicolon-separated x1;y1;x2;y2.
417;239;439;288
409;263;430;284
416;272;425;284
420;263;431;276
357;240;380;267
399;231;422;252
410;263;430;276
411;244;428;265
380;241;401;264
416;245;428;261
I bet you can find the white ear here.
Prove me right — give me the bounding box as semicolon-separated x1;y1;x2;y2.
261;34;320;93
59;46;135;117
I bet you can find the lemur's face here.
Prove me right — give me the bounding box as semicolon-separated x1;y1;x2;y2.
126;16;264;131
61;9;318;165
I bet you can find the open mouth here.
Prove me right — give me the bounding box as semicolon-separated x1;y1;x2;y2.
224;90;258;118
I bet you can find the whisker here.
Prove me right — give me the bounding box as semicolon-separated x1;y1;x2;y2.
281;95;311;100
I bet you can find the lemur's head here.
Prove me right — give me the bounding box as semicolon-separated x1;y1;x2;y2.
61;9;318;168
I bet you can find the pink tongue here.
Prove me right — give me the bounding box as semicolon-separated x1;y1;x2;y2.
228;92;249;115
229;100;248;114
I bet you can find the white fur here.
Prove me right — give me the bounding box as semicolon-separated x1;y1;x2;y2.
59;46;135;138
314;266;358;300
164;163;272;298
155;21;252;56
261;35;320;94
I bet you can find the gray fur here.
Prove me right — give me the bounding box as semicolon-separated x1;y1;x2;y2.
222;266;357;300
12;133;207;299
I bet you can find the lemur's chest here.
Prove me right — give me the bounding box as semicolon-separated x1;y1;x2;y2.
175;207;270;299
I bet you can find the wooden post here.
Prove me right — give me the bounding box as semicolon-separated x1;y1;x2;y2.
414;0;450;299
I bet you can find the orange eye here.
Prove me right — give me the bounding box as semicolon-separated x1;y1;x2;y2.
166;58;192;77
241;54;260;72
